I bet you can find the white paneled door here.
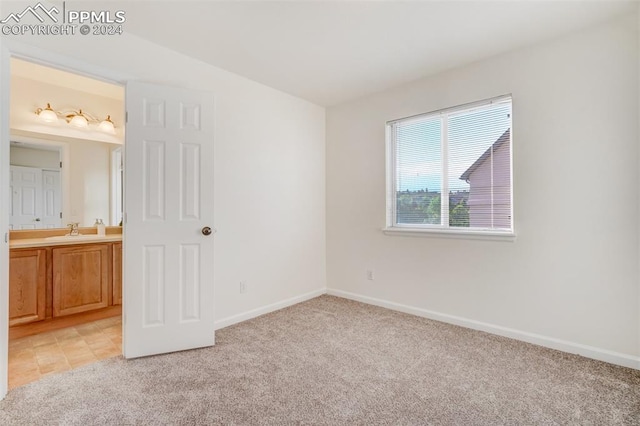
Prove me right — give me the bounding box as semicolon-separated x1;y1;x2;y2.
41;170;62;229
10;166;41;230
10;166;61;230
124;82;215;358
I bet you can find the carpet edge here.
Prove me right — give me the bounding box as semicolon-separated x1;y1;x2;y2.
214;288;326;330
327;288;640;370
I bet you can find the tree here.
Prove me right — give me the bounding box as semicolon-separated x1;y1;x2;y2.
424;195;441;225
450;199;470;227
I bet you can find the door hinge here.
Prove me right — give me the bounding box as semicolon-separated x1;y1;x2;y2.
59;212;62;219
4;233;7;243
59;161;62;168
125;111;128;123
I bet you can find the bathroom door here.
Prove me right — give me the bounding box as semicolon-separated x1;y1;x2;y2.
10;166;42;230
124;82;215;358
9;167;62;230
41;170;62;229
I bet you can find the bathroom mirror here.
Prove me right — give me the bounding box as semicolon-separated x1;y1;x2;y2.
9;136;123;230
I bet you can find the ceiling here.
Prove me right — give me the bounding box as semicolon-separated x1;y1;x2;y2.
113;1;635;106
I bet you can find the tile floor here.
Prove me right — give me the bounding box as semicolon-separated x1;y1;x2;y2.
8;316;122;389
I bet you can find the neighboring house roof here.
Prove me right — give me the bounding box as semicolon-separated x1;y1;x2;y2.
459;128;511;182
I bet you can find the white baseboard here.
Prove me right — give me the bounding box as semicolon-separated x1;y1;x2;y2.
214;288;326;330
327;288;640;370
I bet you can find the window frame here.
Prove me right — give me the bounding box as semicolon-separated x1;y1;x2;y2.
384;94;515;240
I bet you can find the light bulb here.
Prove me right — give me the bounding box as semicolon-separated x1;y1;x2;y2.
38;103;58;123
98;115;115;134
69;110;88;128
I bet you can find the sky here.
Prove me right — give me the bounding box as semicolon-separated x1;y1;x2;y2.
395;101;511;193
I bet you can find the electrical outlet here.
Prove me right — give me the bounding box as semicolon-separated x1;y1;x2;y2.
240;281;247;294
366;270;375;281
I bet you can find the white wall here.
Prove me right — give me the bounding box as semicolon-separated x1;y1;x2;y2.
4;27;326;323
66;138;111;227
10;146;59;169
327;14;639;363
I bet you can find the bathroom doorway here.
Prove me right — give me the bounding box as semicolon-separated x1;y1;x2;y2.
2;43;216;399
5;57;126;390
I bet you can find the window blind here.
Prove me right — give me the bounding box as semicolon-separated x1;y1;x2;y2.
389;96;512;231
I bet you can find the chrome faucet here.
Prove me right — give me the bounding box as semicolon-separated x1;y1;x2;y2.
67;222;80;236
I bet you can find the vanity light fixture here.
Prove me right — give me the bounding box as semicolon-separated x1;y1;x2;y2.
35;104;116;134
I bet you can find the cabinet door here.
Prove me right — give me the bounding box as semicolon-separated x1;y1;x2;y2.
52;244;110;317
9;249;47;326
112;242;122;305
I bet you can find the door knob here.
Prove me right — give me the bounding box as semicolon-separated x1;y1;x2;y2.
201;226;213;236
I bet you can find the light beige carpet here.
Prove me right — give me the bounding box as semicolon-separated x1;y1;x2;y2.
0;295;639;425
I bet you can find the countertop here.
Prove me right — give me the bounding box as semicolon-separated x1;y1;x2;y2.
10;234;122;249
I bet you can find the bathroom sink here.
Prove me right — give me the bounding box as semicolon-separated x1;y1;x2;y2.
44;234;106;241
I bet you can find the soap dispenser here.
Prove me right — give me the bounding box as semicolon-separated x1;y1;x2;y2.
95;218;106;236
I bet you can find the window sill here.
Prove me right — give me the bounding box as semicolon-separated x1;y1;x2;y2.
382;227;516;241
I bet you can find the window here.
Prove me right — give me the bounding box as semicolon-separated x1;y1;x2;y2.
385;95;513;236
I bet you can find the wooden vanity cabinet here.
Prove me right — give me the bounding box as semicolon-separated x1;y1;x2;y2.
9;249;47;326
9;240;122;330
52;244;111;317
